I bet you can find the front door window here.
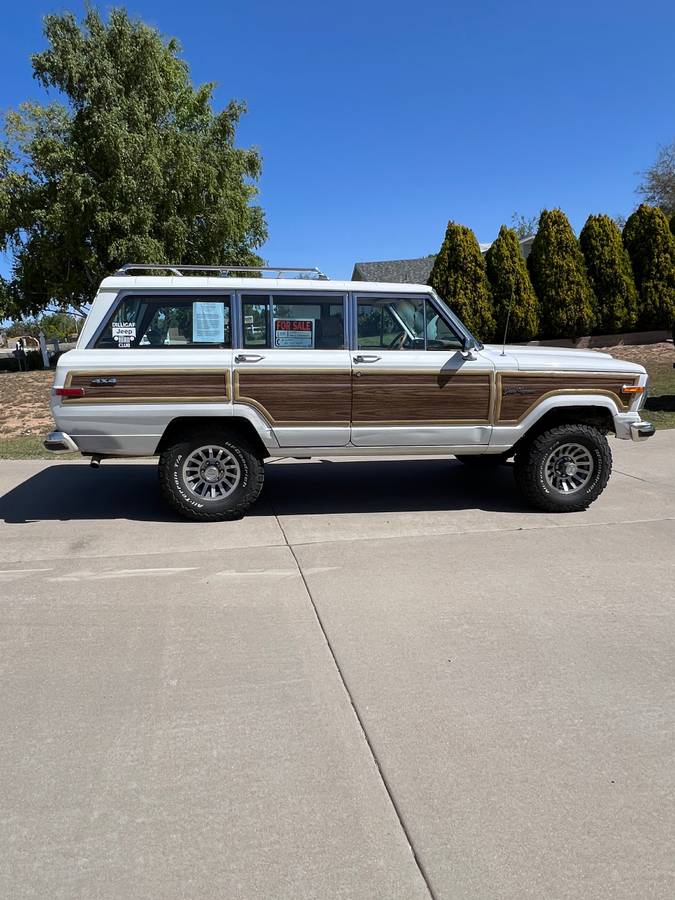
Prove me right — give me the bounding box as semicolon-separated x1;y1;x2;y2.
356;297;462;351
357;298;425;350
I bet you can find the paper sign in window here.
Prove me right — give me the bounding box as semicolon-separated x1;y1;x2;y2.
193;302;225;343
274;318;314;348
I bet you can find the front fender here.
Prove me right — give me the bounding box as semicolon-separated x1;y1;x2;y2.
490;393;624;448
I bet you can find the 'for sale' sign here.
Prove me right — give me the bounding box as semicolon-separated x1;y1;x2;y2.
274;318;314;348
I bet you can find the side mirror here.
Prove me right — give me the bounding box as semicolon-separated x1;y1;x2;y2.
460;336;477;360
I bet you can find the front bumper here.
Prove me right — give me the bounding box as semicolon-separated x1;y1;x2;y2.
44;431;79;452
630;421;656;442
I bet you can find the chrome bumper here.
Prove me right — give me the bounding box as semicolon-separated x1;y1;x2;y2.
44;431;79;452
630;421;655;442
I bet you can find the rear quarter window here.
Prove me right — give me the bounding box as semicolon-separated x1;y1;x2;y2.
94;295;231;349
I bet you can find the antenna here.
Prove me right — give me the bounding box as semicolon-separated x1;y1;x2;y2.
501;283;515;357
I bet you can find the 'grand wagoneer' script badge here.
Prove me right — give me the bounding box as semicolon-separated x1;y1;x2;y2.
504;386;538;396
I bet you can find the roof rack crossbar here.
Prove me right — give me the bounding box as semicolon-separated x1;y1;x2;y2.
113;263;329;280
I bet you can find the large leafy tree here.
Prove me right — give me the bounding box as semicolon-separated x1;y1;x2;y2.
527;209;596;339
622;204;675;329
3;311;79;340
485;225;539;342
429;221;495;341
0;7;266;318
579;214;637;333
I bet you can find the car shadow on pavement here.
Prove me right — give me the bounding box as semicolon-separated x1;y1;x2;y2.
265;459;530;515
0;458;530;524
0;464;179;524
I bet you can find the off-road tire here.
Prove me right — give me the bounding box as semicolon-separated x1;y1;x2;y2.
514;423;611;513
454;452;510;467
158;429;264;521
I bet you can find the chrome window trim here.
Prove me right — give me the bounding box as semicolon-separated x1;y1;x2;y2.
231;289;243;350
88;286;467;354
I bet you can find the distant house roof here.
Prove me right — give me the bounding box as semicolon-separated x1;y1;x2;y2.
352;236;535;284
351;257;436;284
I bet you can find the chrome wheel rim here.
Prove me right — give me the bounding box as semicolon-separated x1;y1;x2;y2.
182;445;241;501
544;443;594;494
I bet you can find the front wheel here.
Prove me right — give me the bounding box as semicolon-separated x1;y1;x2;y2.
514;424;612;512
158;430;264;521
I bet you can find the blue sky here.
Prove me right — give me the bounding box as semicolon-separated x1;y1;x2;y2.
2;0;675;281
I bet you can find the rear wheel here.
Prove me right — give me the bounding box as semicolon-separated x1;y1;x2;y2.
158;430;264;521
514;423;611;512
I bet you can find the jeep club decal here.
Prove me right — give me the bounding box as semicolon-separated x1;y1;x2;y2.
111;322;136;348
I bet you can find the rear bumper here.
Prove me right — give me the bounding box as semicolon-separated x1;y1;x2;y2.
44;431;79;452
630;421;655;442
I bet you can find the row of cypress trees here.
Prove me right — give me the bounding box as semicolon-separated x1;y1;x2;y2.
428;205;675;343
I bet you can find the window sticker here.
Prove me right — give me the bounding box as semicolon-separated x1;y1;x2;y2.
192;302;225;343
274;318;314;348
112;322;136;348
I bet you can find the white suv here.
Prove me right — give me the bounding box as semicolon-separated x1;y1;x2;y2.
45;264;654;519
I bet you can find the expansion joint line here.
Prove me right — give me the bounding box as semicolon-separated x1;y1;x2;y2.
270;504;437;900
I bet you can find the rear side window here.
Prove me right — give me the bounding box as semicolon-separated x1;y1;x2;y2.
95;295;231;349
242;295;345;349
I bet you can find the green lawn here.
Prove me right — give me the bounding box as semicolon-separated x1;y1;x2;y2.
0;434;78;460
643;366;675;430
617;344;675;430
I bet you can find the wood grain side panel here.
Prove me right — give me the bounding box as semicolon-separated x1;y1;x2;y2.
236;371;351;423
66;371;228;402
498;374;634;421
352;373;491;423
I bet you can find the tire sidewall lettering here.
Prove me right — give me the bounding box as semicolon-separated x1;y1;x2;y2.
535;435;605;502
167;439;254;513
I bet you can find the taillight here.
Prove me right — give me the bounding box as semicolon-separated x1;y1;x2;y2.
54;387;85;398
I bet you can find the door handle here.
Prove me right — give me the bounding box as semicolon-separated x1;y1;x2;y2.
353;354;381;363
234;354;265;363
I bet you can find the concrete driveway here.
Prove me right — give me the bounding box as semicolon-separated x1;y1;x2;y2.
1;432;673;899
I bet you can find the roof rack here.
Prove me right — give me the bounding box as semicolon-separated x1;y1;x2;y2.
113;263;329;280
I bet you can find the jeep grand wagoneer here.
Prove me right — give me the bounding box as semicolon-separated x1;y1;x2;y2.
45;264;654;519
